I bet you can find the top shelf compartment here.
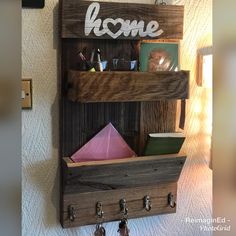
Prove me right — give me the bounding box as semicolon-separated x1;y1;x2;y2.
67;70;189;103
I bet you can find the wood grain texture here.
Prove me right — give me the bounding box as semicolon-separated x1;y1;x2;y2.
63;153;186;168
22;0;212;235
62;182;177;227
61;39;141;156
62;0;184;40
62;154;186;193
68;70;190;102
61;154;186;227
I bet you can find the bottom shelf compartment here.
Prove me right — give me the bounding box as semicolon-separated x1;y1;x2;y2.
61;154;186;228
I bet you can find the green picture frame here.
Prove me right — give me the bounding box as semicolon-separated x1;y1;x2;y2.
140;42;179;72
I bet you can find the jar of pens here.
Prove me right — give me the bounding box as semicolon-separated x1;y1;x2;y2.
78;49;138;72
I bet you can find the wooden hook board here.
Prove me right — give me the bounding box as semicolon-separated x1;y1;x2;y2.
61;154;186;228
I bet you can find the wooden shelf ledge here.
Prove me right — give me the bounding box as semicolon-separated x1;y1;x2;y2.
67;70;190;103
61;153;187;228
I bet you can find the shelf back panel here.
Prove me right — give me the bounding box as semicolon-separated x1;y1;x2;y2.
61;38;177;157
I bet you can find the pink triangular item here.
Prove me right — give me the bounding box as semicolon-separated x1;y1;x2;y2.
71;123;136;162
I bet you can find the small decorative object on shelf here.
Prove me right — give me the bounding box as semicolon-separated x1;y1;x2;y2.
70;123;136;162
144;132;185;156
97;49;103;72
140;42;179;72
78;52;96;72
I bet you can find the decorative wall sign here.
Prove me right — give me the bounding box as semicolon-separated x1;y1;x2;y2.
62;0;184;40
22;0;45;8
84;2;164;39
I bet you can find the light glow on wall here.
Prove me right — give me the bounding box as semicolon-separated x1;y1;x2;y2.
202;54;213;88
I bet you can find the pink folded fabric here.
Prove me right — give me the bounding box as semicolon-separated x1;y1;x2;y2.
71;123;136;162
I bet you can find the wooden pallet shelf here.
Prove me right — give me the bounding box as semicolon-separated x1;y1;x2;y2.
67;70;190;103
61;153;186;228
60;0;188;229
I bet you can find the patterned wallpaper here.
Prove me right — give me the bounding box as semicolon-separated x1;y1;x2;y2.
22;0;212;235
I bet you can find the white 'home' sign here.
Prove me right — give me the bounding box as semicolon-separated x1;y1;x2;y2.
62;0;184;40
84;2;164;39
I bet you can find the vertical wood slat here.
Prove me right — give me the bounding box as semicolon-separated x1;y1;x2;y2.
61;39;141;157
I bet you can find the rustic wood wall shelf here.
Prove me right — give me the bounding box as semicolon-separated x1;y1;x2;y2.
60;0;188;229
62;154;186;228
68;70;189;103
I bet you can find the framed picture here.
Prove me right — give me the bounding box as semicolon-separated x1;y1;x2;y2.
22;0;45;8
140;42;179;72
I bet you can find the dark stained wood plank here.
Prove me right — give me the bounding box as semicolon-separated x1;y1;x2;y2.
62;154;186;194
61;182;177;227
62;0;184;40
61;153;186;227
61;39;141;157
68;70;189;102
61;101;141;157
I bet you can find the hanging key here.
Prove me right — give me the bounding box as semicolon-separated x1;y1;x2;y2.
95;202;106;236
118;219;130;236
94;223;106;236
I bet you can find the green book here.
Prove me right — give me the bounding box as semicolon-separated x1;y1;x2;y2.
144;133;185;156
